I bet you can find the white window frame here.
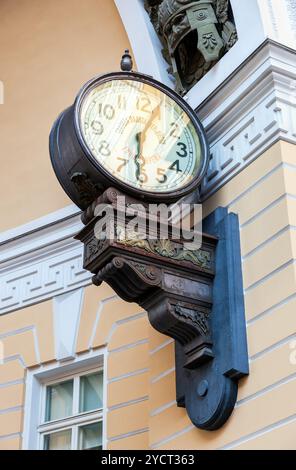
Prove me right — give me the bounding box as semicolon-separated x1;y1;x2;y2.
39;368;103;450
23;348;107;450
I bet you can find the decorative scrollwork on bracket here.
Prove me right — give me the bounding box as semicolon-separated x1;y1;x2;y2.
174;304;210;336
85;237;107;263
117;235;212;269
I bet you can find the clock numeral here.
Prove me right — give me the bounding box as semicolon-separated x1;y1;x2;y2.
98;103;115;120
99;141;111;157
117;157;129;172
156;168;167;184
91;120;104;135
136;96;151;113
169;160;182;173
176;142;188;158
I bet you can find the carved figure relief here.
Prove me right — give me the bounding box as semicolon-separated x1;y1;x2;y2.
144;0;237;93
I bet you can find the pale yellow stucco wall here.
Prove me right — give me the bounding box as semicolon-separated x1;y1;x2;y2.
0;141;296;450
1;0;296;452
0;0;130;232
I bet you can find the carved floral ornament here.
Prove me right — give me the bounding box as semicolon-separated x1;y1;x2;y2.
144;0;237;93
117;235;212;269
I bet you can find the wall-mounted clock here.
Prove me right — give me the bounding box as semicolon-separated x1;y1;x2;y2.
49;55;249;433
50;68;209;209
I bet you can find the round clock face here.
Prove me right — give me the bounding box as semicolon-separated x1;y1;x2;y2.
78;78;205;195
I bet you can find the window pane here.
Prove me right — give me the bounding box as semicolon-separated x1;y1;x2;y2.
79;372;103;413
78;422;102;450
44;429;72;450
45;380;73;421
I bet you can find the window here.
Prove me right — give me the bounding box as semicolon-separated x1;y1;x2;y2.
39;370;103;450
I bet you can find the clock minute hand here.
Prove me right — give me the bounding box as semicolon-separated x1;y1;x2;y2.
135;132;142;183
138;99;163;155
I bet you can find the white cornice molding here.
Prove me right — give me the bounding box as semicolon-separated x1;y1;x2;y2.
0;206;91;315
258;0;296;49
0;205;82;266
0;205;80;245
199;40;296;198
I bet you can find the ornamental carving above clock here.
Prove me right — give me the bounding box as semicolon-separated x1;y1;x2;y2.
50;65;209;209
144;0;238;93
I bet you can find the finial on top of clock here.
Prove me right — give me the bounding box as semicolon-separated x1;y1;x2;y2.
120;49;133;72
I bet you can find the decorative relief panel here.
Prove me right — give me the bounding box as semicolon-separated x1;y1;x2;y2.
202;93;296;197
0;245;91;314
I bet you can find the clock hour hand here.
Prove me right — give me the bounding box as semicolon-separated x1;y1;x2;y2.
139;99;162;151
134;132;142;183
133;98;164;185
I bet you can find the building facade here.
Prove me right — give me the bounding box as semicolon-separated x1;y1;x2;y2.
1;0;296;450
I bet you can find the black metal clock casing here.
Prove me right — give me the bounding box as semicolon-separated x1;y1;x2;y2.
50;71;209;210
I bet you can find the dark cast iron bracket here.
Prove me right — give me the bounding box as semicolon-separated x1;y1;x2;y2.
75;189;249;430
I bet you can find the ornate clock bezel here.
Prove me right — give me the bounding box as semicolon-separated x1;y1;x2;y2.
73;71;209;202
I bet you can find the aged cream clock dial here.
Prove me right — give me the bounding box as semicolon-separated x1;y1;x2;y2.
50;72;209;208
79;78;204;194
